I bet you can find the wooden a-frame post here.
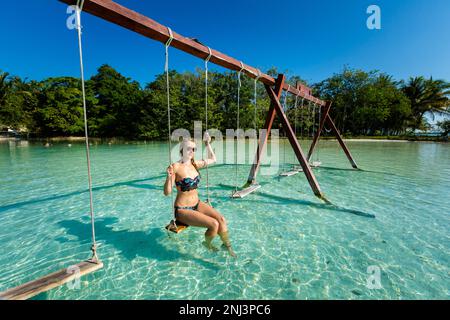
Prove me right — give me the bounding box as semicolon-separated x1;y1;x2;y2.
307;103;358;169
247;74;325;199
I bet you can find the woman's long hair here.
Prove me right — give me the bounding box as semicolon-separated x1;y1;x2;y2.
179;138;200;175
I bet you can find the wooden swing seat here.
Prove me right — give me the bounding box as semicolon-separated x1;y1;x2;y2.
165;201;214;234
165;220;189;234
231;183;261;198
0;260;103;300
310;161;322;168
279;170;300;177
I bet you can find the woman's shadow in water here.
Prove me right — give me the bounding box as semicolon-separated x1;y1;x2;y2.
57;217;221;271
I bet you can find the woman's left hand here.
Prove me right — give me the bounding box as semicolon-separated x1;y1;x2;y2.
204;132;211;144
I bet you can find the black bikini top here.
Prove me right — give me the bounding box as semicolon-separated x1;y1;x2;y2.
175;175;200;192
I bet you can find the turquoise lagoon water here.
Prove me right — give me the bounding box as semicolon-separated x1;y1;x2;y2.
0;139;449;299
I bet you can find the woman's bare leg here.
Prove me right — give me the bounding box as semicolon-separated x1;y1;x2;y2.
175;209;219;251
197;201;228;233
197;201;236;257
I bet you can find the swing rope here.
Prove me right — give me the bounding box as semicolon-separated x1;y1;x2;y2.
75;0;98;262
311;103;316;157
307;101;311;139
311;103;319;161
293;93;299;168
300;97;304;142
282;86;290;170
204;47;212;204
249;68;261;183
234;62;245;194
164;27;176;225
317;103;321;162
294;94;298;138
254;69;261;134
313;104;317;137
298;97;305;170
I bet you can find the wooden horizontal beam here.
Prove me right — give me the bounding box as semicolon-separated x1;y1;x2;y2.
59;0;326;106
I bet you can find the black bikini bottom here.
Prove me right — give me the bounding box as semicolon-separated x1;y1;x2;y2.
174;201;200;226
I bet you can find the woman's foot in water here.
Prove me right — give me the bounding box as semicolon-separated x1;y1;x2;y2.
203;235;219;252
221;243;237;258
219;231;237;258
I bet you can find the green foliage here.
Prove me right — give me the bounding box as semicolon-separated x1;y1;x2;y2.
89;65;143;138
35;77;86;136
401;76;450;130
0;71;37;130
1;65;449;139
437;119;450;135
315;67;413;135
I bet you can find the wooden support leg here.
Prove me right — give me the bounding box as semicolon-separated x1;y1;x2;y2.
307;101;332;161
246;75;285;185
325;114;358;169
265;77;325;199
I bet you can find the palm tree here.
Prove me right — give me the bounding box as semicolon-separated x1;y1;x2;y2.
402;76;450;130
0;71;13;128
0;71;13;105
437;119;450;136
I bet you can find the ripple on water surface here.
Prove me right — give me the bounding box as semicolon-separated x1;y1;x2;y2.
0;140;449;299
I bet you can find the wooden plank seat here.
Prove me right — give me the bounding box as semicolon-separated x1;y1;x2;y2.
0;260;103;300
309;161;322;168
279;170;300;177
231;184;261;198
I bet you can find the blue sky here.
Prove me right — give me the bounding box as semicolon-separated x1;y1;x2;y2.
2;0;450;88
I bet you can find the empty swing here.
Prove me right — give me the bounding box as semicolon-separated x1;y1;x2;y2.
314;102;323;166
0;0;103;300
231;64;261;198
292;97;305;172
279;85;300;177
309;103;322;168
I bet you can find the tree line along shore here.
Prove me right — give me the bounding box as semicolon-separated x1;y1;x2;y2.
1;65;449;141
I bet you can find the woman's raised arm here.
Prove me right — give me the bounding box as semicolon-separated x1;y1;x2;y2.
197;133;216;167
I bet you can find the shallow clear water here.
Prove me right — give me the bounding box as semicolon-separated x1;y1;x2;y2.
0;139;449;300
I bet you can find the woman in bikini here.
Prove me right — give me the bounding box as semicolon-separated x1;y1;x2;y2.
164;134;235;257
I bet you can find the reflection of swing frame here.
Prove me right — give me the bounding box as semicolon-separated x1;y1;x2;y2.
58;0;359;199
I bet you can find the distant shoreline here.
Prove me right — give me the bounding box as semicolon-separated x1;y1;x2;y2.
1;135;447;143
